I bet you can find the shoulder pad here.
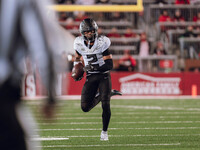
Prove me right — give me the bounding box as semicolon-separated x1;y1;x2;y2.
98;36;111;51
74;36;84;50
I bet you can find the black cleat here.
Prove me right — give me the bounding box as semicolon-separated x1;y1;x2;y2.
111;89;122;97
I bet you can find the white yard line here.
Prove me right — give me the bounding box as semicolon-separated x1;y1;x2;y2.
121;116;200;119
31;137;69;141
39;134;200;138
31;134;200;141
112;105;200;111
33;111;200;116
38;121;200;125
115;121;200;124
37;117;102;120
38;143;181;148
37;127;200;131
39;122;100;125
36;115;200;120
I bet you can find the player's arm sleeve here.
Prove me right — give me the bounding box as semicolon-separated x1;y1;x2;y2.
73;38;83;65
73;50;82;66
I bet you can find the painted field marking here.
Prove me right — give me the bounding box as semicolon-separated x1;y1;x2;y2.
39;134;200;138
33;111;200;116
114;121;200;124
37;127;200;131
31;137;69;141
38;121;200;125
37;117;102;120
37;115;200;120
38;143;181;148
112;105;200;111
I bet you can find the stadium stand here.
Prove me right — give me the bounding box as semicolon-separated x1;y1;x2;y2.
55;0;200;73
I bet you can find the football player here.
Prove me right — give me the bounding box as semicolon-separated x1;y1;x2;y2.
73;18;122;141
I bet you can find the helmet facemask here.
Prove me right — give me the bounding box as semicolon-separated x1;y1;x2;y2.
79;18;98;42
83;29;96;41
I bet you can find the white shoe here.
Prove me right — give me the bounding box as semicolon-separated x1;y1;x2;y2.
100;131;109;141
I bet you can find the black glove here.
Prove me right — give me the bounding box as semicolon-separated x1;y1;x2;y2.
83;65;95;72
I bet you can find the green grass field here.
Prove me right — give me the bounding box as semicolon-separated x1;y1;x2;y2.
28;98;200;150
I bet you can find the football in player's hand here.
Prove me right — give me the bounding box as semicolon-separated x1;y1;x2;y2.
71;63;84;81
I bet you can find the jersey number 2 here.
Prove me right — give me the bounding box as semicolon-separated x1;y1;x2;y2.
87;54;97;64
86;54;99;68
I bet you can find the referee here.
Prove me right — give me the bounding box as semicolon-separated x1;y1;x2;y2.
0;0;64;149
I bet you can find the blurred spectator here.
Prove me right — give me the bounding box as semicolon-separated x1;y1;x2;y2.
154;0;168;4
138;32;151;72
122;28;138;45
175;0;190;4
107;27;121;38
158;10;171;22
137;11;147;31
138;32;151;57
153;41;167;71
65;17;79;29
110;12;125;21
123;28;137;38
174;1;190;21
94;12;106;21
58;12;68;22
74;11;88;22
153;41;167;55
158;10;172;32
181;25;197;37
172;9;185;22
193;12;200;22
171;9;185;29
117;50;136;71
180;25;199;59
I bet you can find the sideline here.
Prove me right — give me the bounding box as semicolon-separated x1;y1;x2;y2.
22;95;200;100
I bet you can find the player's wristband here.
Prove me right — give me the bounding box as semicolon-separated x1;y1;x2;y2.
97;59;113;72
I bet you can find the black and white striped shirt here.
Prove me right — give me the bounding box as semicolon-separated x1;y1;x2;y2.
0;0;63;101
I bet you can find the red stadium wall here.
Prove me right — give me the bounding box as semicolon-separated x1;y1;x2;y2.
22;72;200;97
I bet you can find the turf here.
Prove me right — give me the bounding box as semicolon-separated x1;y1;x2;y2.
27;99;200;150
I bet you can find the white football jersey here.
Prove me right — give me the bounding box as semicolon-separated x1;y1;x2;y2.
74;35;111;73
